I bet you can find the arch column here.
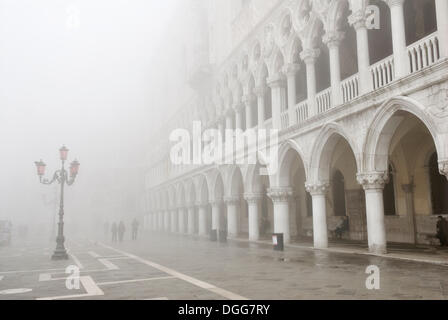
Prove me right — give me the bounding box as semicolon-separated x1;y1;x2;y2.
255;85;266;127
436;0;448;57
224;197;240;238
300;49;319;117
187;204;196;235
217;117;225;140
244;193;263;241
349;10;373;94
306;182;330;249
357;172;388;254
268;187;293;244
151;212;157;231
384;0;408;77
197;202;208;236
284;63;300;126
323;31;344;106
225;110;234;130
170;209;178;233
267;75;285;130
211;200;223;231
243;94;255;129
164;210;171;232
158;211;163;231
234;104;244;130
178;207;187;234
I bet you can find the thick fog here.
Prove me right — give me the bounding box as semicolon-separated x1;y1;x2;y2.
0;0;188;238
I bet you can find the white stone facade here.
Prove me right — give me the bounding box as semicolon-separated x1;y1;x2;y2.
144;0;448;255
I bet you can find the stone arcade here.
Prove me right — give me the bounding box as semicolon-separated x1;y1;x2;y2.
143;0;448;255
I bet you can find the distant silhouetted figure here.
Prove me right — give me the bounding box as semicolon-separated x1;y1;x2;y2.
118;221;126;243
111;222;118;243
436;216;448;247
131;218;139;240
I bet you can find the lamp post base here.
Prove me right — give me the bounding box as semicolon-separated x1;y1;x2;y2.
51;250;69;260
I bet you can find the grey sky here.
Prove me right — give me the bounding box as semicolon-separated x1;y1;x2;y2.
0;0;187;226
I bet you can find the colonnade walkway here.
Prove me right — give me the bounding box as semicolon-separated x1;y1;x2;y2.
152;231;448;266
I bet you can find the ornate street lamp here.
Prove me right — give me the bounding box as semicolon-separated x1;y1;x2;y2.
35;146;80;260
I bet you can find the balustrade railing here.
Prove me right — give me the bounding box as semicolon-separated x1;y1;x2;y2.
341;74;359;103
295;100;309;124
408;32;440;74
316;88;332;114
370;56;395;90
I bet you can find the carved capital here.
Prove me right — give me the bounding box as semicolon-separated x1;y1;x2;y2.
267;187;293;203
300;48;320;65
243;93;256;106
305;182;330;196
254;85;267;98
195;201;208;209
322;31;345;49
357;172;389;190
224;196;240;206
282;63;301;77
244;193;264;204
267;74;286;89
210;199;223;207
348;10;368;30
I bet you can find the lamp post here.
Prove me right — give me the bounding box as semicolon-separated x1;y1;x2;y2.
35;146;80;260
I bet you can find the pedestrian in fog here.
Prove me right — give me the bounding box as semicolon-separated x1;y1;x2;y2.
131;218;139;240
118;221;126;243
436;216;448;247
111;222;118;243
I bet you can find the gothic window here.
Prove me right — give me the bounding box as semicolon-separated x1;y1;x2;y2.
383;164;397;216
429;152;448;215
332;170;347;216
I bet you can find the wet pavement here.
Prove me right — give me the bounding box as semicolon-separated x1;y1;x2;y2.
1;233;448;300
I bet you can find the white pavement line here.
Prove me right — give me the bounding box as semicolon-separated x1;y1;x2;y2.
97;276;175;286
0;268;66;275
88;251;100;258
99;243;248;301
69;252;84;269
145;297;169;300
39;274;52;282
36;276;104;300
98;258;119;270
104;256;131;261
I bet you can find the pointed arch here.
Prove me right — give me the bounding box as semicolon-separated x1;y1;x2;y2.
309;122;361;183
363;96;443;173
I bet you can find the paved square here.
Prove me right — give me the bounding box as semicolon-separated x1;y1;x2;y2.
1;233;448;300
